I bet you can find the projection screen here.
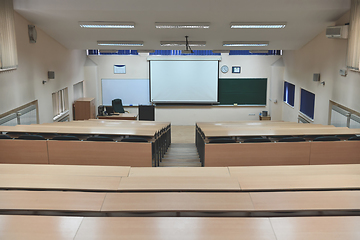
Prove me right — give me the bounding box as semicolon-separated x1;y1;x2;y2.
150;60;219;103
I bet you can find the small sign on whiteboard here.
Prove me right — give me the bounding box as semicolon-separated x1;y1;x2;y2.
114;65;126;74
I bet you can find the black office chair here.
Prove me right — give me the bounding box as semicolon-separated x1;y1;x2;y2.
52;135;80;141
17;134;46;140
0;134;11;139
112;99;125;113
243;137;271;143
348;136;360;141
313;136;340;142
121;137;149;142
87;136;114;142
208;137;236;143
278;137;306;142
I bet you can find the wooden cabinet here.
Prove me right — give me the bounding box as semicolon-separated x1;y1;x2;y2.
74;98;95;120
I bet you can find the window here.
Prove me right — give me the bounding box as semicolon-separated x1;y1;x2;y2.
300;88;315;120
0;0;18;71
283;81;295;107
329;101;360;128
52;88;69;121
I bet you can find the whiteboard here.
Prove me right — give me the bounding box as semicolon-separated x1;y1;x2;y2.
101;79;150;106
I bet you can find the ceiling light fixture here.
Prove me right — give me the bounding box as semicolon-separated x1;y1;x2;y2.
98;49;119;54
79;21;135;29
230;22;286;29
137;49;155;53
160;41;206;47
97;41;143;46
223;41;269;47
212;50;230;53
155;22;210;29
182;36;194;54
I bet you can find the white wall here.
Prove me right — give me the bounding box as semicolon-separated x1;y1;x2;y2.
0;12;87;123
88;54;281;125
281;11;360;124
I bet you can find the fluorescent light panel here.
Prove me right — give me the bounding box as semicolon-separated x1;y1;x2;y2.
160;41;206;47
79;21;135;29
212;50;230;53
97;41;143;46
156;22;210;29
99;49;118;54
223;41;269;47
230;22;286;29
137;49;155;53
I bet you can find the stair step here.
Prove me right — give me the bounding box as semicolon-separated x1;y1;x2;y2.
160;162;202;167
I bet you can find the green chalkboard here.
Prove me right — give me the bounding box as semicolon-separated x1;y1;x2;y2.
218;78;267;105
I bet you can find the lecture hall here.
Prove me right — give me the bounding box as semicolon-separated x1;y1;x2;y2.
0;0;360;239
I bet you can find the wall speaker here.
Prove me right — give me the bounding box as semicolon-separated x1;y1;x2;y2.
48;71;55;79
28;25;37;43
313;73;320;82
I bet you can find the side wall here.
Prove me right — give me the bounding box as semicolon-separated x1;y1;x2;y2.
281;12;360;124
0;12;87;123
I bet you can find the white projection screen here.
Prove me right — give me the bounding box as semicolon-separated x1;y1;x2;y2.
150;60;219;103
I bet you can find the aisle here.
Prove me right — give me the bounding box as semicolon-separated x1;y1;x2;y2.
160;125;201;167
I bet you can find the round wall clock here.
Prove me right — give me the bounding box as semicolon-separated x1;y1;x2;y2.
221;65;229;73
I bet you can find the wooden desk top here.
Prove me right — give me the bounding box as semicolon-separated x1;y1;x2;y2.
0;190;106;211
101;192;254;212
0;120;170;137
0;215;83;240
118;176;241;191
128;167;230;177
250;191;360;211
270;216;360;240
0;174;121;191
98;113;137;120
229;165;360;191
74;217;277;240
0;164;130;177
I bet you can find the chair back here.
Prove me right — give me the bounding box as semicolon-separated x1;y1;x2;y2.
278;137;306;142
313;136;340;142
121;137;149;142
0;134;11;139
348;136;360;141
243;138;271;143
52;135;80;141
112;99;125;113
17;134;46;140
87;136;114;142
209;137;236;143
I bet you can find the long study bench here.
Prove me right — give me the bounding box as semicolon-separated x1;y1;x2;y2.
196;121;360;166
0;120;171;167
1;215;360;240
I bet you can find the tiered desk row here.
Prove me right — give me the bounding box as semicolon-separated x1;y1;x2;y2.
0;164;360;239
196;121;360;166
0;119;171;167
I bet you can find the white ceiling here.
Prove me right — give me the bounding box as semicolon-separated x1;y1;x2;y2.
13;0;350;51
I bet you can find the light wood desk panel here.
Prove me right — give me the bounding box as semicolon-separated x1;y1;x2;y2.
74;217;276;240
0;174;121;191
229;165;360;191
0;140;48;164
101;192;254;212
270;217;360;240
48;141;152;167
310;141;360;165
0;164;130;177
250;191;360;211
0;215;83;240
205;142;310;166
128;167;230;177
118;176;241;191
0;190;106;212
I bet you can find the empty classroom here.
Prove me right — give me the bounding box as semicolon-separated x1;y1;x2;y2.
1;0;360;239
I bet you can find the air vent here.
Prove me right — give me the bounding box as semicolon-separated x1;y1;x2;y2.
326;25;348;39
